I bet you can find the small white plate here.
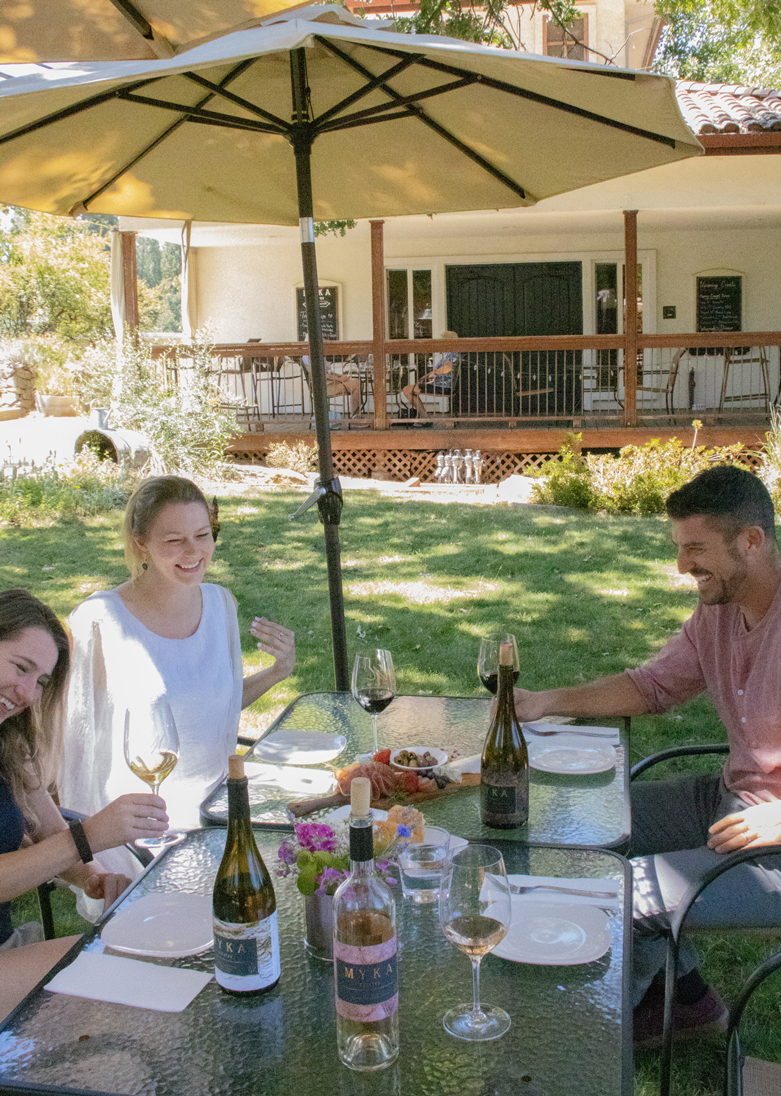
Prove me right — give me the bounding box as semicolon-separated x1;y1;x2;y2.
101;893;213;958
390;746;448;771
493;901;611;966
527;734;616;775
325;805;388;824
253;730;347;765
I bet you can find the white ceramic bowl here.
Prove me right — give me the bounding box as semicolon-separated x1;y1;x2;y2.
390;746;448;771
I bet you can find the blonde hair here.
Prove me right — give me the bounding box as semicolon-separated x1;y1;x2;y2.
123;476;212;578
0;590;69;834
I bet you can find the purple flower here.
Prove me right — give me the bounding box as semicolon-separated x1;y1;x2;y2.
315;866;348;896
396;824;412;839
295;821;339;852
277;839;297;865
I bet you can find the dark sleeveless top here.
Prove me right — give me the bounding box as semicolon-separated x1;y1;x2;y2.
0;771;26;945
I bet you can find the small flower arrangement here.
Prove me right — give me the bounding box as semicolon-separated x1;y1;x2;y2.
277;820;404;897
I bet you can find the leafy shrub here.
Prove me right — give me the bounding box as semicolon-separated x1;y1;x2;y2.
73;337;241;478
265;440;319;477
0;452;133;525
532;432;752;514
758;406;781;510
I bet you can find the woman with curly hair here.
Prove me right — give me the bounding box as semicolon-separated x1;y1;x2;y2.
0;588;167;1020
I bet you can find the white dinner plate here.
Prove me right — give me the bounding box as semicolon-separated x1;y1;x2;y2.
493;901;611;966
527;734;616;775
326;804;388;824
101;893;213;958
253;730;347;765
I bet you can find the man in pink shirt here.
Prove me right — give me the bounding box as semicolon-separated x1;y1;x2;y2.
513;465;781;1047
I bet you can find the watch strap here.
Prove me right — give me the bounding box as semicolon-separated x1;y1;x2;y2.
68;819;93;864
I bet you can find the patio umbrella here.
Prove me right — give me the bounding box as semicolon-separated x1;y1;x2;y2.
0;4;702;686
0;1;309;62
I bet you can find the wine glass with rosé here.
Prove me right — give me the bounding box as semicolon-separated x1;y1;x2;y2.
123;700;181;848
439;843;512;1041
351;650;396;753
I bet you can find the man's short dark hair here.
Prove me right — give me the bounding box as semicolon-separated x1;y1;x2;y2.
666;465;777;542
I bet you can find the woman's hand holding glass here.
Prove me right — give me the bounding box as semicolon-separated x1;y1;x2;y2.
439;844;513;1041
123;701;181;848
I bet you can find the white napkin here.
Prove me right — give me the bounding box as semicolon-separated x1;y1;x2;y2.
45;952;212;1012
522;723;621;746
507;874;620;909
244;762;335;796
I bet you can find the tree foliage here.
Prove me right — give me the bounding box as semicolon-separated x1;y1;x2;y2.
654;0;781;86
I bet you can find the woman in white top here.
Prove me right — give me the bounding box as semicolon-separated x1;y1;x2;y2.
60;476;295;874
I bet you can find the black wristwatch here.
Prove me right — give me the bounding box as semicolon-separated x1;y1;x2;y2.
68;819;94;864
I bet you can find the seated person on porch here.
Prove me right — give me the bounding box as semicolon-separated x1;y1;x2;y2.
302;356;362;417
0;589;168;1022
510;466;781;1047
402;331;459;419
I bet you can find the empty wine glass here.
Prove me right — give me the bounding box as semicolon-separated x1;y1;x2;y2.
351;650;396;753
477;634;520;696
123;700;181;848
439;844;512;1041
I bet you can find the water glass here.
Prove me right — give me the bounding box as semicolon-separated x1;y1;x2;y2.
398;840;450;904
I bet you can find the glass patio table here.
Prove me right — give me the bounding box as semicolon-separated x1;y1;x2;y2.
201;693;631;849
0;829;632;1096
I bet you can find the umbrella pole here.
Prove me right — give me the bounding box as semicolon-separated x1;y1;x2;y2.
289;48;349;692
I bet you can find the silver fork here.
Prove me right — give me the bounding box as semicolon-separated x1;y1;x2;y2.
523;726;617;739
510;883;618;899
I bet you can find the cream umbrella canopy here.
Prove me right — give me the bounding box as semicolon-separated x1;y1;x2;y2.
0;4;702;685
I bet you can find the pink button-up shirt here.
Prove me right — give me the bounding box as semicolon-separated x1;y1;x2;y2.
626;580;781;803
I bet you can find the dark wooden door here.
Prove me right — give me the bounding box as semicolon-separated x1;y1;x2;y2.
446;262;583;415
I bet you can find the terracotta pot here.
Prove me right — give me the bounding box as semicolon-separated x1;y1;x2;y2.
304;893;333;961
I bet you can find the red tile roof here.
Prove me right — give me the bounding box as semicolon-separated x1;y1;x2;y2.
676;81;781;135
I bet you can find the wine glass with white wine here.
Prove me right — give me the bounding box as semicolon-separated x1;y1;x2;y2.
123;700;181;848
439;844;512;1041
351;650;396;754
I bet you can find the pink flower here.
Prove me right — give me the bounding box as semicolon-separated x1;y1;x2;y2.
315;866;348;896
295;821;338;852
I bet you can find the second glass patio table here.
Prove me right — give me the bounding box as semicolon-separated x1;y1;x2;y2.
201;692;631;849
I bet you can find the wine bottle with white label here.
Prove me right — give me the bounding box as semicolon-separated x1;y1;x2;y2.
480;640;529;829
213;754;280;994
332;777;399;1072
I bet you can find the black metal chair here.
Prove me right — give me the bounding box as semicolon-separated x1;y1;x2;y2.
630;744;781;1096
725;945;781;1096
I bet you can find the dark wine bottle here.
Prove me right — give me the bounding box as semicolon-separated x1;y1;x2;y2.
213;754;280;994
480;641;529;829
332;777;399;1072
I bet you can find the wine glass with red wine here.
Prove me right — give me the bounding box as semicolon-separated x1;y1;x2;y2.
352;649;396;753
477;634;520;696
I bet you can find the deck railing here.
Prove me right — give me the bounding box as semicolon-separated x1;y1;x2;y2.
159;333;781;431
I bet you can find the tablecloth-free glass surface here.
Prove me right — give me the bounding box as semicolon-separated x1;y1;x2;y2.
202;693;630;849
0;830;631;1096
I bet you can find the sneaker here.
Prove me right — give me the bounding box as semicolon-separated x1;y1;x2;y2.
633;986;728;1050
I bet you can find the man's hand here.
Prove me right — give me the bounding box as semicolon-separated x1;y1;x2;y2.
707;801;781;853
511;687;548;723
83;871;133;911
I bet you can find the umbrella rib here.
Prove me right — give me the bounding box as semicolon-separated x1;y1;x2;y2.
359;42;679;149
109;0;154;41
182;72;290;131
118;91;286;135
79;58;260;210
313;51;424;125
317;77;478;133
313;37;526;199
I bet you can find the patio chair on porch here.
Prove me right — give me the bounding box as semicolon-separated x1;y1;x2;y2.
719;346;771;414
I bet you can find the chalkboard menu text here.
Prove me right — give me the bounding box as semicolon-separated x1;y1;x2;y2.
696;275;742;333
297;286;339;341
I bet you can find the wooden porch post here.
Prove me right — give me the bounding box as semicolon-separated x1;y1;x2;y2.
120;230;139;334
370;219;387;429
623;210;638;427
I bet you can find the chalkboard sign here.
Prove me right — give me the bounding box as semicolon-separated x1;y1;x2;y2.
696;275;741;333
297;286;339;341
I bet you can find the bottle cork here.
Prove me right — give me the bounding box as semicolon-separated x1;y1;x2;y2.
499;641;513;666
350;777;371;818
228;754;245;780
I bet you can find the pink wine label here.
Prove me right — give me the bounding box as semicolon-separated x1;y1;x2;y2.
334;937;398;1021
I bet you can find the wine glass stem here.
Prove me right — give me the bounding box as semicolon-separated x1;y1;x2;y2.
371;715;379;753
470;956;485;1020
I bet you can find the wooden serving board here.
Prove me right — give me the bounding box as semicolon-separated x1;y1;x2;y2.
288;772;480;818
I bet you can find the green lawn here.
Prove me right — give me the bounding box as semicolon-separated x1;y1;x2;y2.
3;490;779;1094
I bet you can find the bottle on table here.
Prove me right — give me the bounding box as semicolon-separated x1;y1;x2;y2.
213;753;281;995
332;777;399;1072
480;640;529;829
